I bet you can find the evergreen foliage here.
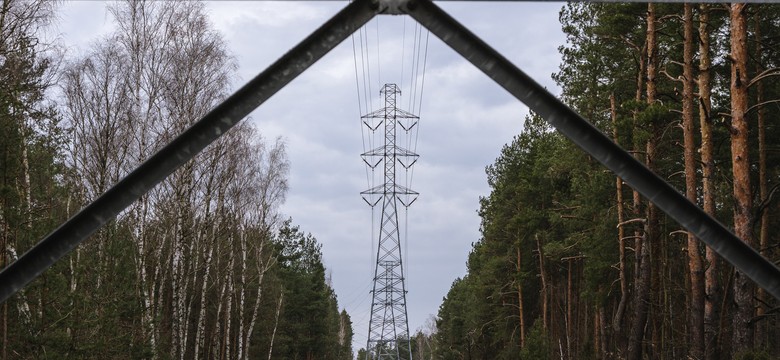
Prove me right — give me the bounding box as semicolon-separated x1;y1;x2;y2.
434;3;780;359
254;219;348;360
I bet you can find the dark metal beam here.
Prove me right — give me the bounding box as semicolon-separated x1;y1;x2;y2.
405;0;780;300
0;0;378;304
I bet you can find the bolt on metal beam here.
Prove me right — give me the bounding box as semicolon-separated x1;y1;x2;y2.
404;0;780;300
0;0;378;304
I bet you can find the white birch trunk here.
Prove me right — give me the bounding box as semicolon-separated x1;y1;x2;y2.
150;232;166;357
66;194;78;339
19;125;43;323
180;202;195;360
193;231;214;359
137;196;156;353
245;241;272;356
213;257;229;359
171;214;183;359
197;178;226;358
6;247;32;328
236;230;248;359
267;290;283;360
223;249;235;360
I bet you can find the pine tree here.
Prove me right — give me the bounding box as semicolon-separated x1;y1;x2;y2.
728;4;754;354
433;3;780;359
256;219;351;360
0;1;66;357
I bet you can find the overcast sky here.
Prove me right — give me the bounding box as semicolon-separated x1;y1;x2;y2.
57;0;566;352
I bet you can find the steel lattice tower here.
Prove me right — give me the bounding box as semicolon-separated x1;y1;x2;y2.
361;84;418;360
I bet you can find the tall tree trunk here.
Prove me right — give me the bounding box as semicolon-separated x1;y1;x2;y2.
212;253;228;359
628;5;656;359
171;199;192;360
193;223;215;360
1;208;5;360
20;128;32;234
245;241;272;359
683;4;705;359
195;153;226;358
632;36;646;297
151;230;166;352
1;151;6;360
237;230;248;359
624;30;646;360
754;14;769;349
137;196;156;353
267;290;284;360
627;227;651;360
516;246;526;348
566;259;574;359
698;5;719;360
536;234;548;332
728;3;754;355
222;244;235;360
611;92;628;336
599;305;607;359
6;103;32;338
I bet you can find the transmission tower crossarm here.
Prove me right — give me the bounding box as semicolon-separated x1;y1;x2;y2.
360;183;419;196
361;107;419;119
361;144;419;158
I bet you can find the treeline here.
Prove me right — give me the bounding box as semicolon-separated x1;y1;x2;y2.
354;316;437;360
434;3;780;360
0;1;352;359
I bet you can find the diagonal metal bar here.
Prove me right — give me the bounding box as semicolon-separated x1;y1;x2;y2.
405;0;780;300
0;0;378;304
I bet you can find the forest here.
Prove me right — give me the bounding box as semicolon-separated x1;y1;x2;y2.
4;1;780;360
430;3;780;360
0;1;352;359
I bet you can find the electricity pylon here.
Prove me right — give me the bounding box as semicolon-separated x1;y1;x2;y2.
361;84;418;360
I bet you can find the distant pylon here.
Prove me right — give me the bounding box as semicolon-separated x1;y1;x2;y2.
361;84;418;360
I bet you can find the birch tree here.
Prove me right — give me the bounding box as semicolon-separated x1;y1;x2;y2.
62;1;289;358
